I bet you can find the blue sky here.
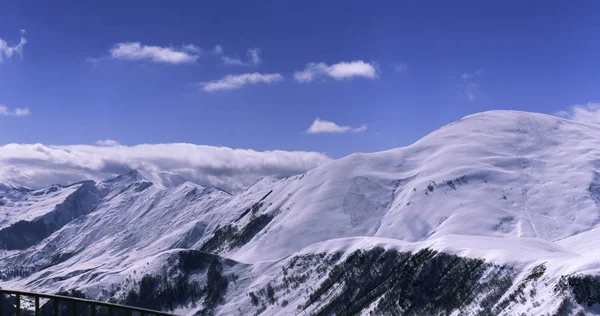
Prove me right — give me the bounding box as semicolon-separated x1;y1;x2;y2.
0;0;599;162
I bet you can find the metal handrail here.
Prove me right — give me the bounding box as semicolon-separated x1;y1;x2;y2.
0;289;176;316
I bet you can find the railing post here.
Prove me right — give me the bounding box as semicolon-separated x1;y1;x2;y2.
16;294;20;316
0;291;3;316
35;296;40;316
72;300;77;316
90;303;96;316
54;298;59;316
108;305;113;316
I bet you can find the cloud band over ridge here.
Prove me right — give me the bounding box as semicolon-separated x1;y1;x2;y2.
0;143;332;192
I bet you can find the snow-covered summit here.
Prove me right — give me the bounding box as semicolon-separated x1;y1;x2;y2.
99;169;190;189
223;110;600;263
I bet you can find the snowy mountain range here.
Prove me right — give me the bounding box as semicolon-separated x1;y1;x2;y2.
3;110;600;315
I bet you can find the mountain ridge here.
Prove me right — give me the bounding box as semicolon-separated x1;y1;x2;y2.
3;110;600;315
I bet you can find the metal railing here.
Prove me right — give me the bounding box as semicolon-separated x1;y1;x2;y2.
0;289;175;316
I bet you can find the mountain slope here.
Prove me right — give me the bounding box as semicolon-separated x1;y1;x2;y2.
3;110;600;315
225;110;600;264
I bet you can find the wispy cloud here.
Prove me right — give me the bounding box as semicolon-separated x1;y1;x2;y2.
294;60;378;83
0;143;332;192
464;82;480;101
0;29;27;63
200;72;283;92
85;57;105;65
461;69;485;80
248;48;261;65
0;104;30;117
109;42;201;64
222;48;261;66
555;102;600;124
181;44;202;54
458;69;485;101
306;118;367;134
391;62;408;73
212;45;224;55
222;56;246;66
353;124;368;133
95;139;120;147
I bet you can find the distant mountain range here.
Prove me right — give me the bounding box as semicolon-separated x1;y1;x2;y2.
3;110;600;315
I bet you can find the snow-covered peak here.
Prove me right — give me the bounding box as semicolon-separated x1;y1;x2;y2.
99;169;191;190
0;183;33;193
101;169;144;185
135;169;190;189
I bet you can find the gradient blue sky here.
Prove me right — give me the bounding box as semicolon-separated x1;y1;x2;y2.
1;0;599;158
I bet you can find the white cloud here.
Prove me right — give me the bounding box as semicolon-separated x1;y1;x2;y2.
95;139;120;147
391;62;408;73
461;69;485;80
13;107;31;116
0;143;331;193
200;72;283;92
0;29;27;63
464;82;480;101
212;45;224;55
109;42;200;64
306;118;367;134
0;105;30;117
222;48;261;66
294;60;378;83
555;102;600;124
